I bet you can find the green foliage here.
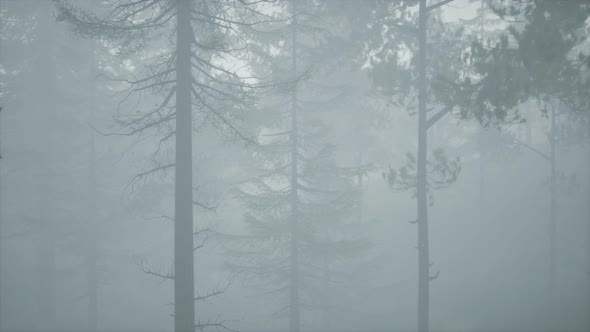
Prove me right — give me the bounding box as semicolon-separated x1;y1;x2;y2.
384;149;461;205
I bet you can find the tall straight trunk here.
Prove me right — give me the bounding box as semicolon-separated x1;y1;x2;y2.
478;0;486;224
549;99;557;292
416;1;430;332
587;113;590;332
174;1;195;332
0;97;3;332
36;3;57;329
289;1;301;331
86;39;98;332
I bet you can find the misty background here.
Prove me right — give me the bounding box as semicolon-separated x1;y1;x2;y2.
0;1;589;332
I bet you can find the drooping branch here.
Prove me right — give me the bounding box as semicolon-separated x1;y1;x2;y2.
56;1;176;40
194;280;231;303
190;85;256;144
138;259;175;280
112;87;177;137
128;163;175;191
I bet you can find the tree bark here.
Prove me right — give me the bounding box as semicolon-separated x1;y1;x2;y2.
174;1;195;332
0;95;3;332
417;1;430;332
478;128;486;223
289;1;301;331
587;112;590;332
87;39;98;332
549;99;557;293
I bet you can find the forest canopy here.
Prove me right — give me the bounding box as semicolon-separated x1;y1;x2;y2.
0;1;589;332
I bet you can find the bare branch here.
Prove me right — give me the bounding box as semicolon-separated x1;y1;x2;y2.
128;163;175;192
194;283;229;302
137;259;175;280
194;318;239;332
426;0;458;13
193;228;212;251
426;105;452;129
193;199;217;212
190;86;256;144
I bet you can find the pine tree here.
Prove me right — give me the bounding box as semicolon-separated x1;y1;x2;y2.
464;2;590;321
225;1;369;331
366;2;466;331
56;1;275;331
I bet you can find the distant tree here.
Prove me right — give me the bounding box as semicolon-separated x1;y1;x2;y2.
0;2;81;329
225;1;370;331
85;35;99;332
0;104;3;332
458;1;590;313
365;1;469;331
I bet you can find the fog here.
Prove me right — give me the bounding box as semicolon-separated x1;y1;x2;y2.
0;1;589;332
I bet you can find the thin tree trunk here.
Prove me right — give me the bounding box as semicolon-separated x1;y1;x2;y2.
549;99;557;292
174;1;195;331
587;113;590;332
289;1;301;331
417;1;430;332
478;128;485;223
87;39;98;332
0;98;3;332
478;0;486;224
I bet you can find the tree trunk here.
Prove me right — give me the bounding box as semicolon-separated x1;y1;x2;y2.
549;99;557;293
174;1;195;332
417;1;430;332
289;1;301;331
478;0;487;224
0;97;3;332
478;128;486;223
87;39;98;332
587;113;590;332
